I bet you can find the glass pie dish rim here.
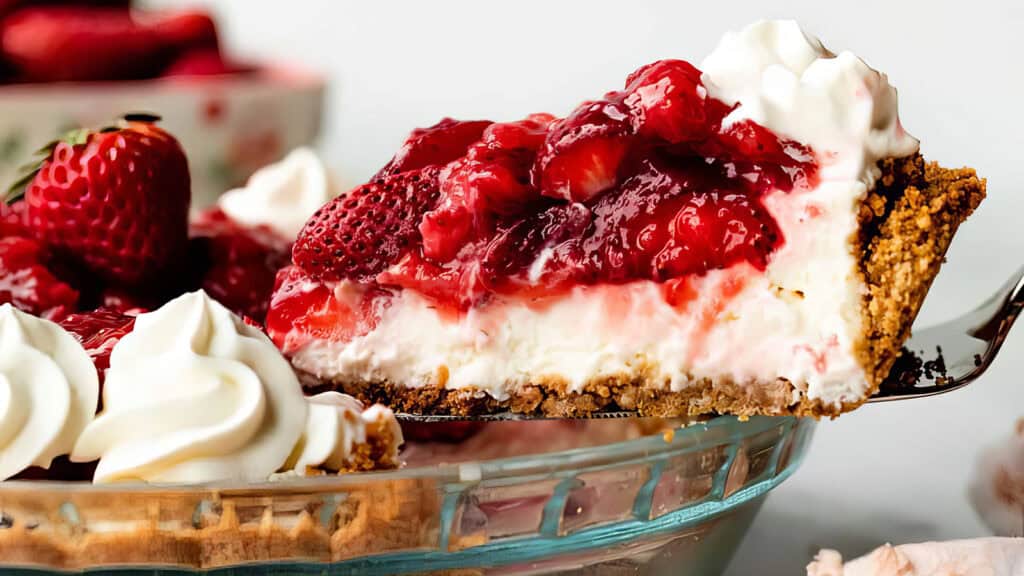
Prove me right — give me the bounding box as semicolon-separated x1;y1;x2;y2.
0;415;815;574
0;414;802;493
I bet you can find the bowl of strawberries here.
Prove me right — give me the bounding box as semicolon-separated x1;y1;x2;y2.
0;0;324;208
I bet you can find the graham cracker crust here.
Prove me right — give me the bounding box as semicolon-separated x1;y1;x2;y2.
323;155;985;420
855;155;986;389
0;477;447;570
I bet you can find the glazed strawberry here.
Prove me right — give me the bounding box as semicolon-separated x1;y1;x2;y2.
191;208;291;322
419;115;555;261
377;250;489;309
623;59;720;143
582;157;782;281
279;59;817;315
376;118;493;178
59;308;135;375
480;202;591;291
465;114;555;215
0;8;168;82
534;97;633;203
0;237;78;320
9;114;191;288
293;167;441;282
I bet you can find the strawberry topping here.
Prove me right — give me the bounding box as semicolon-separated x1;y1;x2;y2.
535;96;633;203
190;208;291;322
59;308;135;376
292;167;441;282
278;58;818;339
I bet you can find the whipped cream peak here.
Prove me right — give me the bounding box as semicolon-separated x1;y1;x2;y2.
286;392;401;474
72;291;308;484
218;147;338;239
0;304;97;480
701;19;919;185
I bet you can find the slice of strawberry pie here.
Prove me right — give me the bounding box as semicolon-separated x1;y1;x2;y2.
268;21;985;418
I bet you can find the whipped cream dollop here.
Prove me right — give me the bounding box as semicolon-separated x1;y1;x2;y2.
0;305;98;480
285;392;402;473
700;19;919;186
218;147;338;239
71;291;307;484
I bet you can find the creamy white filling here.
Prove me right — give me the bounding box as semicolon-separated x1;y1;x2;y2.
288;20;921;408
0;305;97;480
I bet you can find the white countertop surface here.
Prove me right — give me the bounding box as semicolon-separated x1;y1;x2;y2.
150;1;1024;572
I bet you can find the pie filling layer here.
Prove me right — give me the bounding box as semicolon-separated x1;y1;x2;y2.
267;20;972;414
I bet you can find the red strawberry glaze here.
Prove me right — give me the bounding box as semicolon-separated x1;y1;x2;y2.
277;59;819;344
266;265;390;354
190;208;291;322
59;308;135;377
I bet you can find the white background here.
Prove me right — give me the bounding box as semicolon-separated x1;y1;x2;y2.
150;1;1024;573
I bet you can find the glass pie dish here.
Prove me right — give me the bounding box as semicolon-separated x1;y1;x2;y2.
0;415;814;575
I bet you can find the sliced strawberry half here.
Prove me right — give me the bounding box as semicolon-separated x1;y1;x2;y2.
292;167;441;282
534;98;633;203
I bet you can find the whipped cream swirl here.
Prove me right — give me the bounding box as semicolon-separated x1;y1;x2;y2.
218;147;338;239
0;304;97;480
700;20;919;186
71;291;307;484
286;392;402;473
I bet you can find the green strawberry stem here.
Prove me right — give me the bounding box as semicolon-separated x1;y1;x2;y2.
4;112;162;205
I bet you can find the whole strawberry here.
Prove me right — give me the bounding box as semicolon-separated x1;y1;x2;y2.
7;114;191;287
